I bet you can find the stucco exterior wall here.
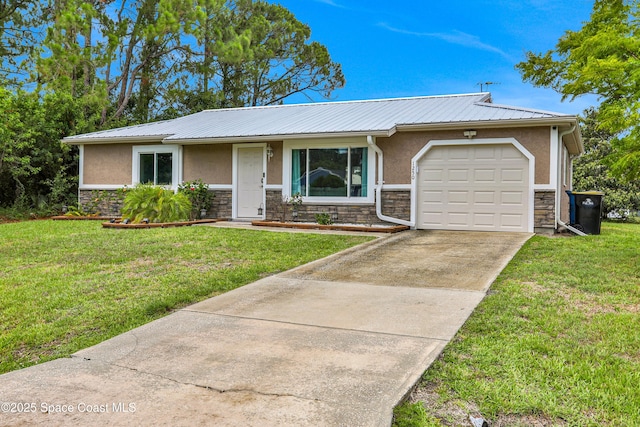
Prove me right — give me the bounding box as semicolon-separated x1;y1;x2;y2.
376;127;551;185
559;142;572;224
183;144;232;184
266;141;283;185
83;144;133;185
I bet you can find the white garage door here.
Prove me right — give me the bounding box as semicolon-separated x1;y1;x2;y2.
417;144;530;232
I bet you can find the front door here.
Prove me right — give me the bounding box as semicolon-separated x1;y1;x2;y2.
236;146;265;219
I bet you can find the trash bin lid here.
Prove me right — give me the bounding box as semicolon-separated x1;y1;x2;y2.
571;191;604;195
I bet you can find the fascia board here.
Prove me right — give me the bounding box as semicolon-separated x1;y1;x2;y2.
396;117;579;132
62;135;171;145
166;130;393;145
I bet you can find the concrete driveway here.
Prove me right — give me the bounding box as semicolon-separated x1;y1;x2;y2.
0;229;530;427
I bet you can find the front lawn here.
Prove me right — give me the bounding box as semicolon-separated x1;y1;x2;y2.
394;222;640;426
0;220;373;375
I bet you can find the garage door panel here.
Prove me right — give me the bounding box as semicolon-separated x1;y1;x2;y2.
501;214;525;227
474;169;496;182
423;169;444;183
448;169;469;182
474;146;497;160
417;144;529;232
449;147;472;160
501;149;525;161
473;213;496;227
474;191;496;204
422;190;443;203
501;191;525;205
421;212;444;226
448;190;469;204
501;168;525;183
448;212;470;226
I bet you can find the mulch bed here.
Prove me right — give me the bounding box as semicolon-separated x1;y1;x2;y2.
52;215;118;221
101;219;219;229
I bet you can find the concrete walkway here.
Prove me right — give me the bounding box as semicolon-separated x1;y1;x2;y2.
0;228;531;427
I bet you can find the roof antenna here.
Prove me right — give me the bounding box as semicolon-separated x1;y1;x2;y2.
477;82;499;92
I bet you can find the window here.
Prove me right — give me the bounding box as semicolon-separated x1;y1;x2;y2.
291;147;368;198
139;152;173;185
133;145;180;188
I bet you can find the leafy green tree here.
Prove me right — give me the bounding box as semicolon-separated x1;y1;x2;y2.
0;0;40;83
0;88;77;209
175;0;345;112
574;108;640;218
37;0;195;126
517;0;640;181
1;0;345;211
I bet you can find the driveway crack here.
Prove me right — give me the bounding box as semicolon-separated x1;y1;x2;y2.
106;362;320;402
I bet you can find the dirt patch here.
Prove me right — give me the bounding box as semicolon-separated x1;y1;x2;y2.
408;382;567;426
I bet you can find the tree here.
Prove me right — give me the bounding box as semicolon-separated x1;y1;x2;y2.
516;0;640;181
574;108;640;218
35;0;344;122
174;0;345;112
0;88;77;209
37;0;196;126
0;0;40;83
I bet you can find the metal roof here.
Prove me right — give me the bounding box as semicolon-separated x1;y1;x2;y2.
63;93;579;144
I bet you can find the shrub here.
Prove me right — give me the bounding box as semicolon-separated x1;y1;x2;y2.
121;184;191;223
178;179;214;219
315;212;333;225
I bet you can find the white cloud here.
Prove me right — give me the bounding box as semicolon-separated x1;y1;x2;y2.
378;23;512;61
313;0;345;8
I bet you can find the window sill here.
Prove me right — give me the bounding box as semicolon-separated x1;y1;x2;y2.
299;198;374;206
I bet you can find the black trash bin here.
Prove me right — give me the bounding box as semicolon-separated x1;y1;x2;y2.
573;191;604;235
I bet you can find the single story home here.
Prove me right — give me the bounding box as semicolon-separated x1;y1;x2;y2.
63;93;583;234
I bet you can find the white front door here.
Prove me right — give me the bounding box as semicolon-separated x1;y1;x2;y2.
236;146;265;219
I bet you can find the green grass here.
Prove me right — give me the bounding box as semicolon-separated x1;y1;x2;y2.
0;220;373;374
394;222;640;426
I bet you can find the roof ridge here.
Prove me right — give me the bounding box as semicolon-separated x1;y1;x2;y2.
201;92;490;113
476;100;570;117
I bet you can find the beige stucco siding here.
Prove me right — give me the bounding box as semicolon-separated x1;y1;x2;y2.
83;144;133;185
183;144;232;184
267;141;283;185
559;142;572;223
377;127;551;185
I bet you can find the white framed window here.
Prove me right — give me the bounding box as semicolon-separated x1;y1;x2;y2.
283;139;374;203
132;145;181;189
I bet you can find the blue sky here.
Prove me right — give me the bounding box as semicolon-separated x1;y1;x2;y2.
271;0;597;115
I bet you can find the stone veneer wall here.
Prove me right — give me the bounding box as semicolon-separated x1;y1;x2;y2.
78;189;124;217
265;189;411;225
80;188;557;232
209;190;232;219
78;189;227;219
380;190;411;222
534;189;556;233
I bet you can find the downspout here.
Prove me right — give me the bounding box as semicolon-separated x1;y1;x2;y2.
367;136;414;227
555;125;586;236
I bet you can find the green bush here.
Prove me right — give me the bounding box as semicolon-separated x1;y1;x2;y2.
121;184;191;223
315;212;333;225
178;179;214;219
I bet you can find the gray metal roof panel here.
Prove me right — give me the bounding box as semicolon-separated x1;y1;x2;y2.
63;93;576;143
